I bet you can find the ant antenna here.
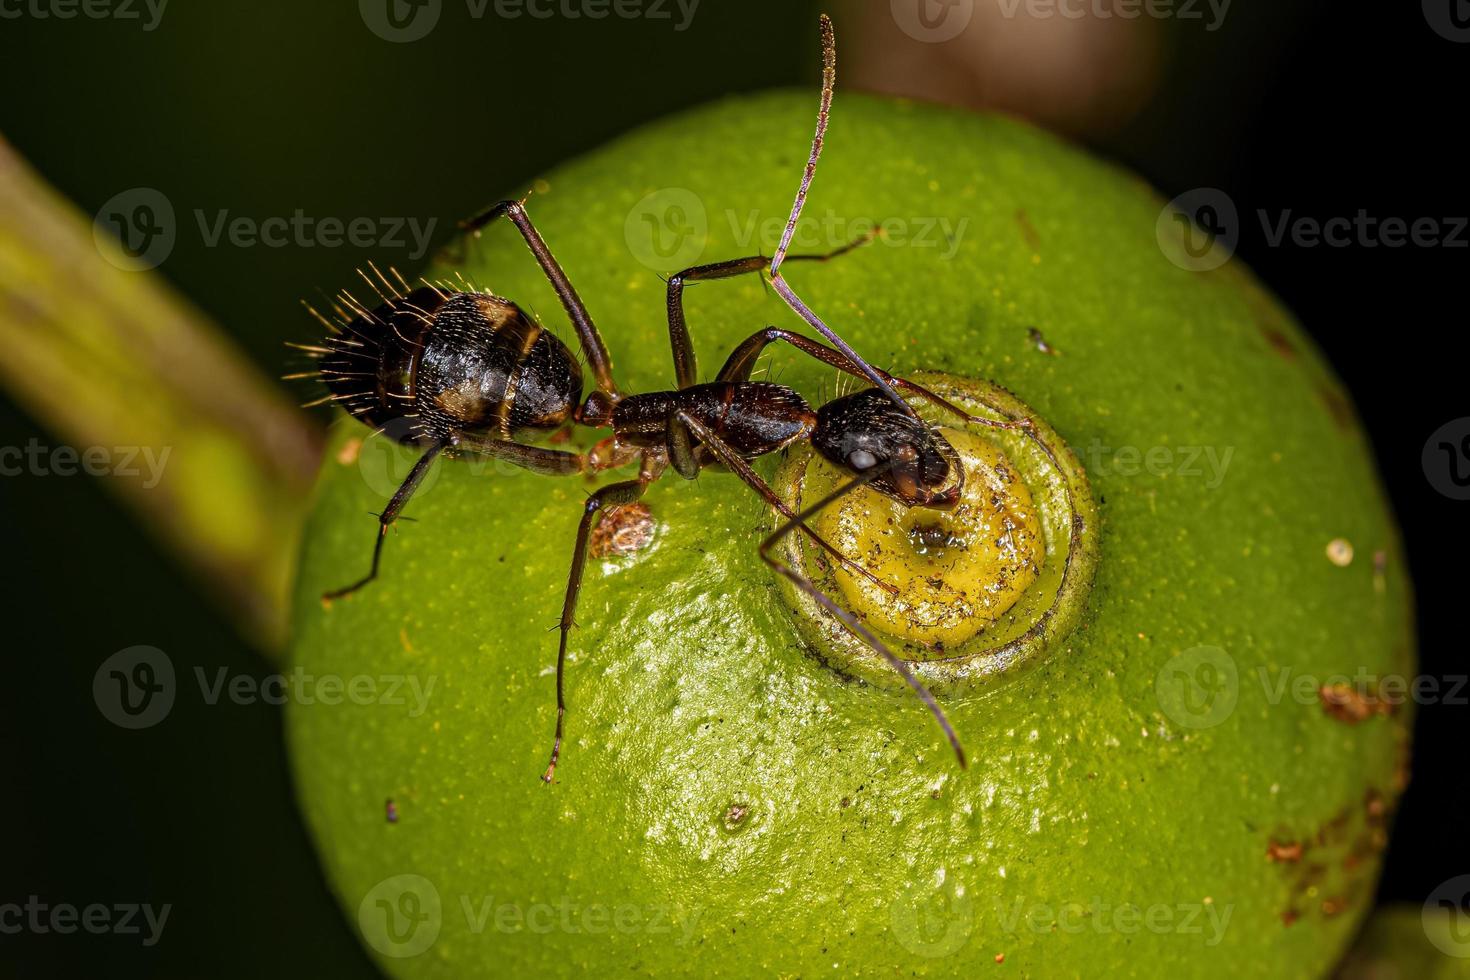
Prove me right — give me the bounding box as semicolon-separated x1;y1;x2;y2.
769;14;918;421
759;457;967;767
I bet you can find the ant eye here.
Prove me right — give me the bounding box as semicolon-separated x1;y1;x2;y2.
848;449;878;470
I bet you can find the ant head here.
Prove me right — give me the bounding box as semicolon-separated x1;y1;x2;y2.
812;388;962;508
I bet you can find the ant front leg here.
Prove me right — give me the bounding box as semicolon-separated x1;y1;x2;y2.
758;466;967;768
665;236;873;389
718;328;1032;432
668;411;897;597
544;474;654;784
323;441;446;601
459;199;620;398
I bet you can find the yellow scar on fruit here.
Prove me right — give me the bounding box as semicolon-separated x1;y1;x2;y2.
808;426;1044;650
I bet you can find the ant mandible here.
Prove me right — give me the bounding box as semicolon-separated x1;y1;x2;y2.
304;15;1032;781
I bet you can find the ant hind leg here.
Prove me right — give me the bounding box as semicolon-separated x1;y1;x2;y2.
322;440;446;601
543;473;654;784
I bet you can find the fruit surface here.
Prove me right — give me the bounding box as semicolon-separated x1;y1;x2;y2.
289;91;1412;977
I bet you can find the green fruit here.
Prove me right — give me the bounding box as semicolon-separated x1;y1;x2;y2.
288;91;1413;977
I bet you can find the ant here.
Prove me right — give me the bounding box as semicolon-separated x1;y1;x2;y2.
303;15;1033;781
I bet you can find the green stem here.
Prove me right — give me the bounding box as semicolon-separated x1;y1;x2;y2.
0;134;323;653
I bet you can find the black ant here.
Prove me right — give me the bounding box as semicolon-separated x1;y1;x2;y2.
302;15;1033;781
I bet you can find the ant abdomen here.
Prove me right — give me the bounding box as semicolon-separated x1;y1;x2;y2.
318;286;583;445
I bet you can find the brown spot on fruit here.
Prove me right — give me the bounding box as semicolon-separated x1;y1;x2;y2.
1267;840;1304;863
1317;385;1353;430
1262;326;1296;360
590;503;656;558
1015;208;1041;251
1319;683;1392;724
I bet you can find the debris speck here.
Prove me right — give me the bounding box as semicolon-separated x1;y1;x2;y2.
1027;327;1059;356
723;803;750;831
1326;538;1354;567
591;502;656;558
337;438;362;465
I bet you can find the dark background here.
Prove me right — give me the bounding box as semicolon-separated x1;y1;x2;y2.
0;1;1462;975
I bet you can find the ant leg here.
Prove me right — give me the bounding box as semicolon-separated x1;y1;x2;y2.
758;466;967;768
670;411;897;597
766;15;915;421
447;432;587;476
718;328;1032;432
665;236;873;389
544;475;653;783
459;199;619;397
323;441;446;600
